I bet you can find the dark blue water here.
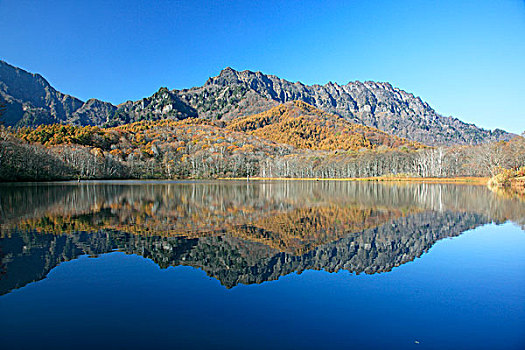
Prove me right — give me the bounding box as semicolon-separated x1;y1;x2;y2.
0;182;524;349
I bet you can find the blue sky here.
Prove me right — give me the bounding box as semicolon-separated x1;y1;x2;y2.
0;0;524;133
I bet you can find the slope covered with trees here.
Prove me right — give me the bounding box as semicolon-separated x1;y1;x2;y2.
228;101;423;151
2;116;296;180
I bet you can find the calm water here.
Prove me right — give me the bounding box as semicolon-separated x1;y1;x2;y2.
0;181;524;349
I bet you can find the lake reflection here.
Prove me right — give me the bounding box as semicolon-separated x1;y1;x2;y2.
1;181;525;349
1;181;523;294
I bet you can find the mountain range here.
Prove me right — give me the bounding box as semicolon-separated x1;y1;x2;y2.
0;60;513;146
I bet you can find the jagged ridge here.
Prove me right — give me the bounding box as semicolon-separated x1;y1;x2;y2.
0;60;513;146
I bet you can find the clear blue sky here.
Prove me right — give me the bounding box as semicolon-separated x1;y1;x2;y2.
1;0;524;133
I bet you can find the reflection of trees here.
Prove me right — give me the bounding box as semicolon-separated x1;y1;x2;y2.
1;181;524;232
488;183;525;205
1;181;524;294
0;246;6;280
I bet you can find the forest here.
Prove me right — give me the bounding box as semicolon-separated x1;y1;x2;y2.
0;101;524;182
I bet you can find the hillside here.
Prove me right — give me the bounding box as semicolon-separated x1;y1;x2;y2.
227;100;424;151
5;117;295;180
4;115;524;181
0;60;513;146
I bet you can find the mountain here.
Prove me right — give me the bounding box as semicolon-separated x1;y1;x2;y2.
195;67;512;145
0;60;513;145
0;60;116;126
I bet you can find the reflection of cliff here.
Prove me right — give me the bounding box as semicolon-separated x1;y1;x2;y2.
217;211;486;286
1;210;489;294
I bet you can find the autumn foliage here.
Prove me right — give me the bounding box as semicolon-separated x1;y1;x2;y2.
228;101;424;151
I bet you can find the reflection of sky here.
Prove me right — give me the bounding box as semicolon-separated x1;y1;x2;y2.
1;223;523;349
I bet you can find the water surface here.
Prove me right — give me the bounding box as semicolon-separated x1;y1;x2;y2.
0;181;524;349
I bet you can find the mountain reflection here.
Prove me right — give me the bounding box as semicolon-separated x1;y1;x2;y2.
1;181;524;293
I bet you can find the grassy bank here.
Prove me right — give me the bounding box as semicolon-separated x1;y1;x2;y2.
488;167;525;188
487;167;525;201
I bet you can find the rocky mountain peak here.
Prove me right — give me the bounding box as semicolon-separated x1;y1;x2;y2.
0;62;515;145
206;67;243;86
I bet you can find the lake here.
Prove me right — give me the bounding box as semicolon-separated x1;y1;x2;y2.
0;180;524;349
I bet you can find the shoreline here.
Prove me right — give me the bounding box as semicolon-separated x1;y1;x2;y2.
218;176;490;185
0;176;490;185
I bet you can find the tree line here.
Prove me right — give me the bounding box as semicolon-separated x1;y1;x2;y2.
0;116;523;181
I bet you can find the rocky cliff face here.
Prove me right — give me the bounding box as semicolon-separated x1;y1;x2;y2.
191;68;512;145
69;98;117;126
0;60;513;145
105;87;198;127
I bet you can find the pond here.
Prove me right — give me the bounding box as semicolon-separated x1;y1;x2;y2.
0;181;524;349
